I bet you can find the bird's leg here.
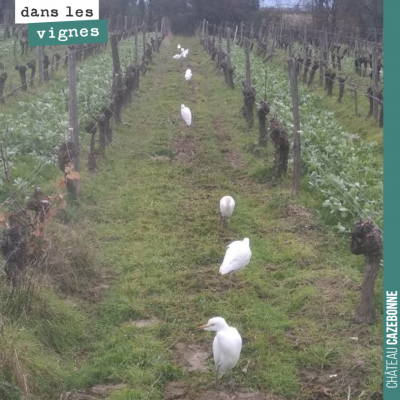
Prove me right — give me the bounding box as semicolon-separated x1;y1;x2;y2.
231;272;238;287
222;216;228;229
229;370;235;392
228;272;233;287
215;366;220;390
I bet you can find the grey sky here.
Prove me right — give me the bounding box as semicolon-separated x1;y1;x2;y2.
261;0;298;6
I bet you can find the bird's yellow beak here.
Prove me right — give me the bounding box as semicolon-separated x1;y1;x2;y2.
198;323;209;330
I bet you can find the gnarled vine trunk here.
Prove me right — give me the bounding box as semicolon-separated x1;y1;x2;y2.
350;219;383;324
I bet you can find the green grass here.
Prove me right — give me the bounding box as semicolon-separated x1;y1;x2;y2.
0;36;382;399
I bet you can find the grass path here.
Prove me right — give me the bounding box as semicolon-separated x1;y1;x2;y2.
52;36;384;400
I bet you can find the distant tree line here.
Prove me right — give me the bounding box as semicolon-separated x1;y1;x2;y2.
302;0;383;36
99;0;260;34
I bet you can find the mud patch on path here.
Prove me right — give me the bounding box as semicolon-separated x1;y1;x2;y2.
61;383;127;399
126;317;162;328
213;117;246;169
195;392;286;400
174;342;210;371
164;382;188;400
174;136;202;165
281;204;316;226
81;272;114;303
163;383;285;400
186;266;248;294
298;367;369;400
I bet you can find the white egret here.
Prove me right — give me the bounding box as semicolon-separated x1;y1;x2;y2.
220;238;251;276
198;317;242;389
177;44;181;49
172;54;182;59
220;196;235;228
182;49;189;58
185;68;193;81
181;104;192;126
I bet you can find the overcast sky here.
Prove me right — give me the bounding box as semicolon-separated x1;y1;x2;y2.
261;0;298;7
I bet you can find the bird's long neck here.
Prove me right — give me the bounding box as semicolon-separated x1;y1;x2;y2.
216;322;230;331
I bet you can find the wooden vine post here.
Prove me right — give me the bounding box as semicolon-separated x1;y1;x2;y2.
226;27;234;89
354;89;358;116
205;21;209;52
372;31;379;121
38;46;44;83
319;34;324;87
257;19;265;55
217;26;222;69
155;22;159;52
288;58;301;195
111;34;124;125
242;38;256;129
134;25;140;90
142;22;147;61
67;46;81;198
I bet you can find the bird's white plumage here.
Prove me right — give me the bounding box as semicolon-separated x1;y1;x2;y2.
220;196;235;218
172;53;182;59
201;317;242;375
219;238;251;275
185;68;193;81
182;48;189;58
181;104;192;126
177;44;181;49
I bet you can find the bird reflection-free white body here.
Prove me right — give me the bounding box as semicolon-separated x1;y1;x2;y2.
181;104;192;126
220;196;235;218
219;238;251;275
199;317;242;389
185;68;193;81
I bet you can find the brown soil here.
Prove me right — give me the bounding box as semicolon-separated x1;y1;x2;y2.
126;317;162;328
173;342;210;372
174;135;202;165
280;204;317;228
186;266;248;293
164;382;188;400
164;382;285;400
61;383;127;400
213;117;246;169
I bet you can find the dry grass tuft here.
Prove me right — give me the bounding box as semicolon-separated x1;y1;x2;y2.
38;221;98;297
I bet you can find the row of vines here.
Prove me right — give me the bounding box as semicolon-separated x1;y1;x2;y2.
198;20;383;325
0;22;153;194
0;18;169;288
202;22;383;232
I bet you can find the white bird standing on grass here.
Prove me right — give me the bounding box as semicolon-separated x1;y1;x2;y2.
173;53;182;59
198;317;242;390
181;104;192;126
220;238;251;276
185;68;193;81
220;196;235;228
